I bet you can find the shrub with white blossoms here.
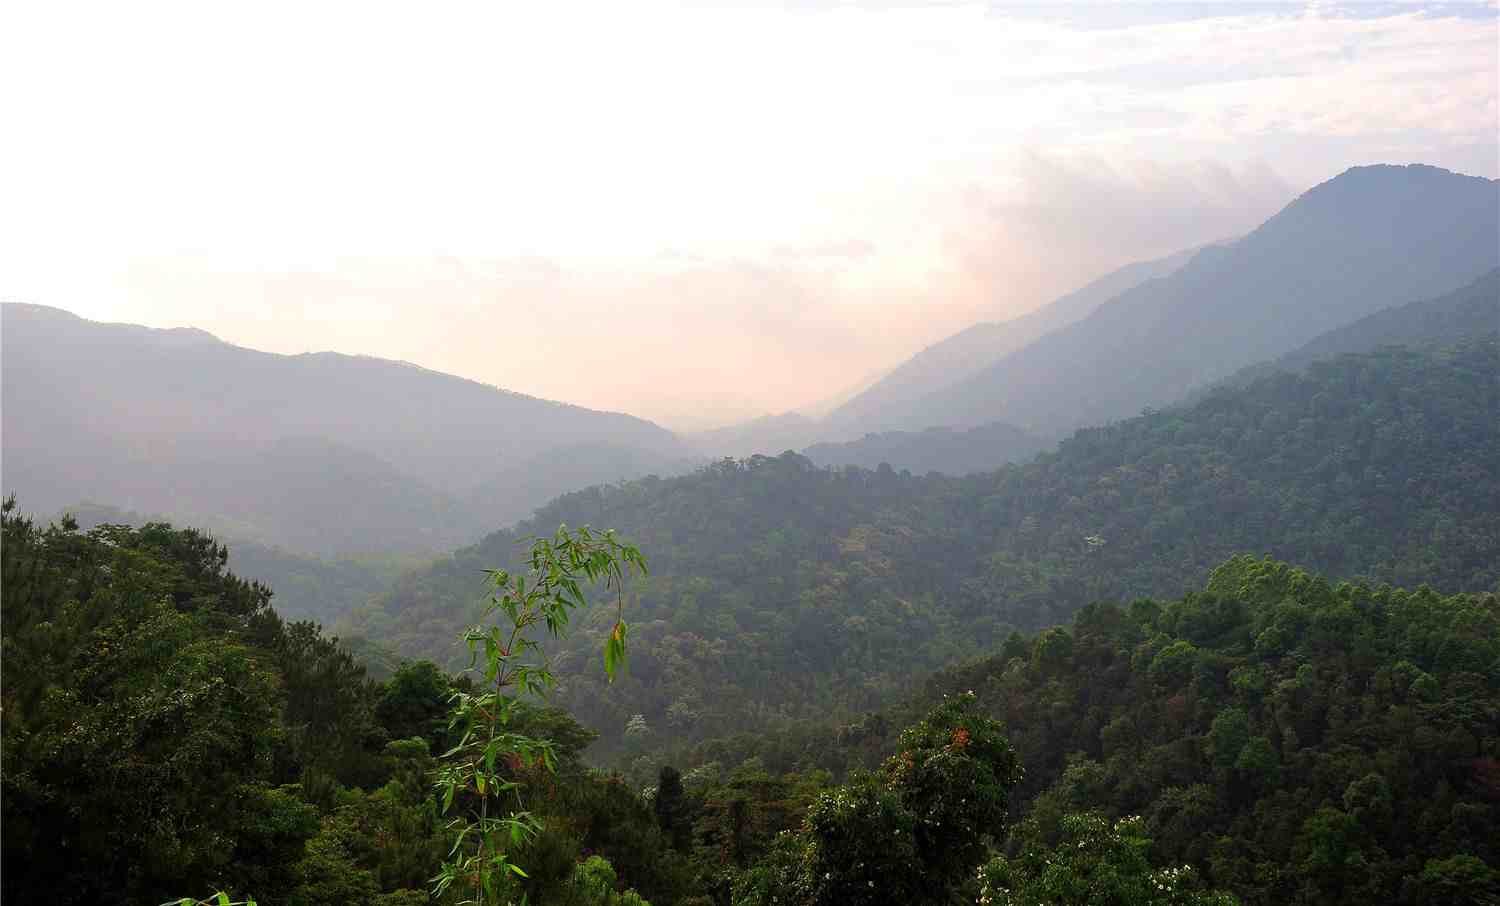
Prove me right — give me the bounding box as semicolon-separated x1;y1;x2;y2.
976;813;1239;906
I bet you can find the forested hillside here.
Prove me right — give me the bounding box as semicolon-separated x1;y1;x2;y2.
11;498;1491;905
0;501;399;903
344;340;1500;757
661;556;1500;905
1;304;689;556
0;500;698;905
8;3;1498;901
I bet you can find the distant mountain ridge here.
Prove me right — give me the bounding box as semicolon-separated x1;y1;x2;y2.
688;244;1205;460
825;244;1204;432
1200;266;1500;395
2;304;692;555
790;259;1499;479
892;164;1499;435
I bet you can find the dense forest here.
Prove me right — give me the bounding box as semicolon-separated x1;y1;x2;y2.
5;501;1495;905
343;340;1500;758
7;4;1500;901
664;555;1500;904
0;502;690;905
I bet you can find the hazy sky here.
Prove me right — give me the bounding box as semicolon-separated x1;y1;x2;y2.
3;1;1496;430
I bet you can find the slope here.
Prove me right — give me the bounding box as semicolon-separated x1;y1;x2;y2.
1204;265;1500;394
826;245;1203;432
664;556;1500;906
901;164;1499;434
342;340;1500;758
2;303;689;554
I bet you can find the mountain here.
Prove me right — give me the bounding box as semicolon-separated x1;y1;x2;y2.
801;421;1050;474
689;244;1202;456
342;340;1500;757
1202;266;1500;394
1;304;690;555
825;245;1203;432
886;165;1499;435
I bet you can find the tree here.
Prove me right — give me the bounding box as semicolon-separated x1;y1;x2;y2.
376;660;453;749
432;525;646;905
654;766;690;851
1402;854;1499;906
735;693;1023;906
0;502;294;904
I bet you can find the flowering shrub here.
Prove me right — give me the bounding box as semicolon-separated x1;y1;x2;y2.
976;813;1239;906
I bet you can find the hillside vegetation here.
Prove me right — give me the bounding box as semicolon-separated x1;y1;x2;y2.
12;497;1490;905
664;556;1500;905
344;340;1500;757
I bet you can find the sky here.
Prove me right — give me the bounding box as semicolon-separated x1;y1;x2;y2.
3;1;1496;431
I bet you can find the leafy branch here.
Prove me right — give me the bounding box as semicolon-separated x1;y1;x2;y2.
431;524;646;905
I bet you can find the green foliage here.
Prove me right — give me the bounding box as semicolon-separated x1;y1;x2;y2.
378;659;455;750
676;556;1499;905
347;342;1500;759
2;502;294;903
432;525;646;904
1402;854;1500;905
978;813;1239;906
734;695;1023;906
561;855;655;905
0;501;438;905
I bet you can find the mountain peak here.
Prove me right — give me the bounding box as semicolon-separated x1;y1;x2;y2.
1288;163;1497;213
